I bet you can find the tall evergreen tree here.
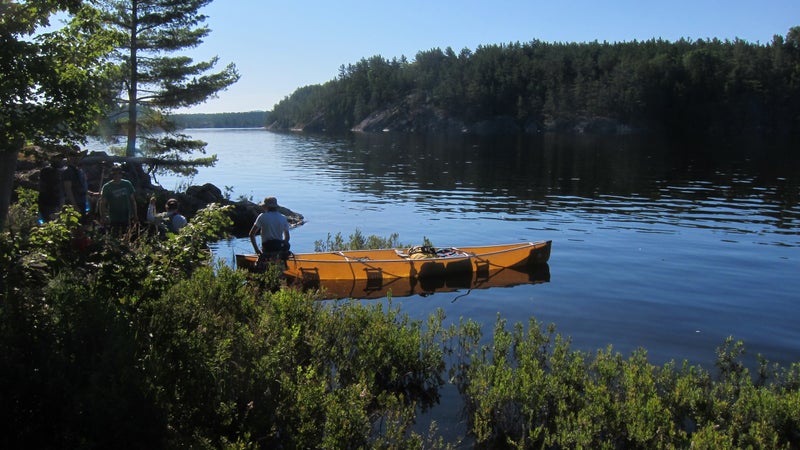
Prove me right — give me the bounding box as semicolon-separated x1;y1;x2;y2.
96;0;239;163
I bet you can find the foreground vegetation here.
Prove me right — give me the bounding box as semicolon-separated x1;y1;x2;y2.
1;192;798;448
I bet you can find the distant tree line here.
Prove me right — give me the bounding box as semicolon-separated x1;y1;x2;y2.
269;28;800;136
171;111;269;129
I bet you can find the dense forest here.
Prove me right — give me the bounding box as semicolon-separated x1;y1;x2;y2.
268;28;800;136
171;111;269;129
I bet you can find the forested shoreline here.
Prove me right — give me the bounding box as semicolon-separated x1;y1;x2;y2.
265;29;800;136
172;111;269;129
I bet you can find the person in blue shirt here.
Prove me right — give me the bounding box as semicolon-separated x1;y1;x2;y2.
249;196;290;256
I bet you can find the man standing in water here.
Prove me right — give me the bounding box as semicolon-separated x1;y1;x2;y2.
249;196;291;257
99;164;137;234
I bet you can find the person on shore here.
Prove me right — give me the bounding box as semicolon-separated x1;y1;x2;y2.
84;160;112;219
38;155;64;223
249;196;291;259
98;164;138;234
62;147;89;221
147;196;187;233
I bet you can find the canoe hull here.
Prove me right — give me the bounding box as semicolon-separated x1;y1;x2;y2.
236;240;551;281
295;263;550;300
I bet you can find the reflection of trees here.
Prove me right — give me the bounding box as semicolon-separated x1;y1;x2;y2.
323;134;667;200
306;133;799;231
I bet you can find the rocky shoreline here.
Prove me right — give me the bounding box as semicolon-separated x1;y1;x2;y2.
14;150;305;237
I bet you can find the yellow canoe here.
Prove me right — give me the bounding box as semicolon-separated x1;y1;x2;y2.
235;240;551;282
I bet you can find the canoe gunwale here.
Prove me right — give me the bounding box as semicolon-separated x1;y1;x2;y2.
286;241;544;264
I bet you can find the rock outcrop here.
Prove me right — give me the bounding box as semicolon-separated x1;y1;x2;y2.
268;95;637;136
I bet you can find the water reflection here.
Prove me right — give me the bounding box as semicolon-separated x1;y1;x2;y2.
295;263;550;300
107;129;798;247
283;132;799;243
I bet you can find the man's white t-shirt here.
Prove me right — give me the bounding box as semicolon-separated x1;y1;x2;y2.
255;211;289;242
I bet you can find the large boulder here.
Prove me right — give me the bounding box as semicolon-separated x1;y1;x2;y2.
140;183;305;237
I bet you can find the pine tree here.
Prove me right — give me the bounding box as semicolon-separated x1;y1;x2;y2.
97;0;239;166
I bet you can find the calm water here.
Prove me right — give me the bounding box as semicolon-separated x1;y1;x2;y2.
135;128;800;440
147;129;800;370
143;129;799;368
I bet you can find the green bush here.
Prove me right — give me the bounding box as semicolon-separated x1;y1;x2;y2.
314;228;405;252
453;317;800;449
0;210;451;448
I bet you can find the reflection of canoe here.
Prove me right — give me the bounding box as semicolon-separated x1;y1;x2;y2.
235;241;551;281
295;263;550;300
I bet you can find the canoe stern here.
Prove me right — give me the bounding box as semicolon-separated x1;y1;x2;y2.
527;240;552;265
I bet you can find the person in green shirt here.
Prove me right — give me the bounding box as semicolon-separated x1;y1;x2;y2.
99;164;138;234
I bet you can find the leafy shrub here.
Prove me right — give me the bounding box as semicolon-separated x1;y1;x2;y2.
453;317;800;449
314;228;405;251
4;187;39;234
1;204;798;449
1;209;452;448
136;267;451;448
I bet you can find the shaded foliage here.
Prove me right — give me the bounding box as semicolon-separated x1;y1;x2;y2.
1;194;797;448
0;195;449;449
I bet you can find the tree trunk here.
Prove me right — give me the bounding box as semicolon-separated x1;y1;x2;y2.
126;0;139;157
0;143;21;230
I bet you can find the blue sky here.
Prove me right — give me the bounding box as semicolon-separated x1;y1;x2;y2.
183;0;799;113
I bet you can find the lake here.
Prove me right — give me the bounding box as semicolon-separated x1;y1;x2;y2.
141;129;800;366
149;129;799;370
134;128;799;440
